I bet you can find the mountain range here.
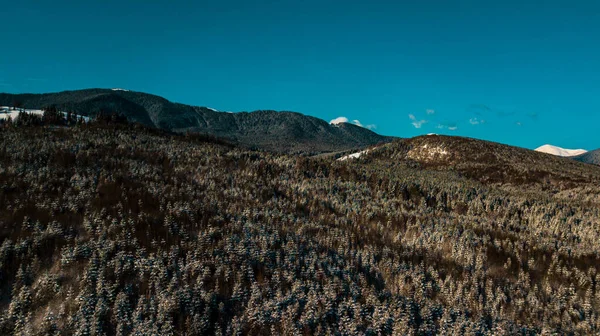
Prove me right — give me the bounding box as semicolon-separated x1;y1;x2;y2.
0;89;391;154
573;149;600;166
2;89;599;163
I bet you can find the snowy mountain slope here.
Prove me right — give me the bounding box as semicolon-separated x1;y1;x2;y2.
535;144;587;157
0;106;90;122
0;106;44;120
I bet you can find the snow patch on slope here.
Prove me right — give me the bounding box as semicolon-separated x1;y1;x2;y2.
338;149;370;161
407;143;450;161
0;107;43;120
0;106;90;122
337;144;387;161
535;144;587;157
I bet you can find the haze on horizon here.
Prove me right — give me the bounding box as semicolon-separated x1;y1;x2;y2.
2;0;599;150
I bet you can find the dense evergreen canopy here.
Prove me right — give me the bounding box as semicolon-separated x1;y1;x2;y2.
1;121;600;334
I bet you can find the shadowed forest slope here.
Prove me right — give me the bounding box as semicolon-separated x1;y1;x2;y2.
574;148;600;166
0;89;391;154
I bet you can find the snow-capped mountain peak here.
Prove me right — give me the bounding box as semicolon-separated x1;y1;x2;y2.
535;144;587;157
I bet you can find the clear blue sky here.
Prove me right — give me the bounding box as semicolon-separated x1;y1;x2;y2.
2;0;599;149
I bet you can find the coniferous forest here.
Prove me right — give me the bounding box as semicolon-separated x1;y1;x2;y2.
2;117;600;335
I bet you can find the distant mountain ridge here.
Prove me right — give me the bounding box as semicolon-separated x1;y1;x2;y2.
573;149;600;166
0;89;392;153
535;144;587;157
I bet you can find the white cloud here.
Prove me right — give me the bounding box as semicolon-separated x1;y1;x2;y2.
469;118;485;125
409;114;428;129
437;123;458;131
426;109;435;115
330;116;376;130
330;116;349;125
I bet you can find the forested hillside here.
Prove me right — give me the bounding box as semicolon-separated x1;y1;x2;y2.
0;89;391;154
1;123;600;334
